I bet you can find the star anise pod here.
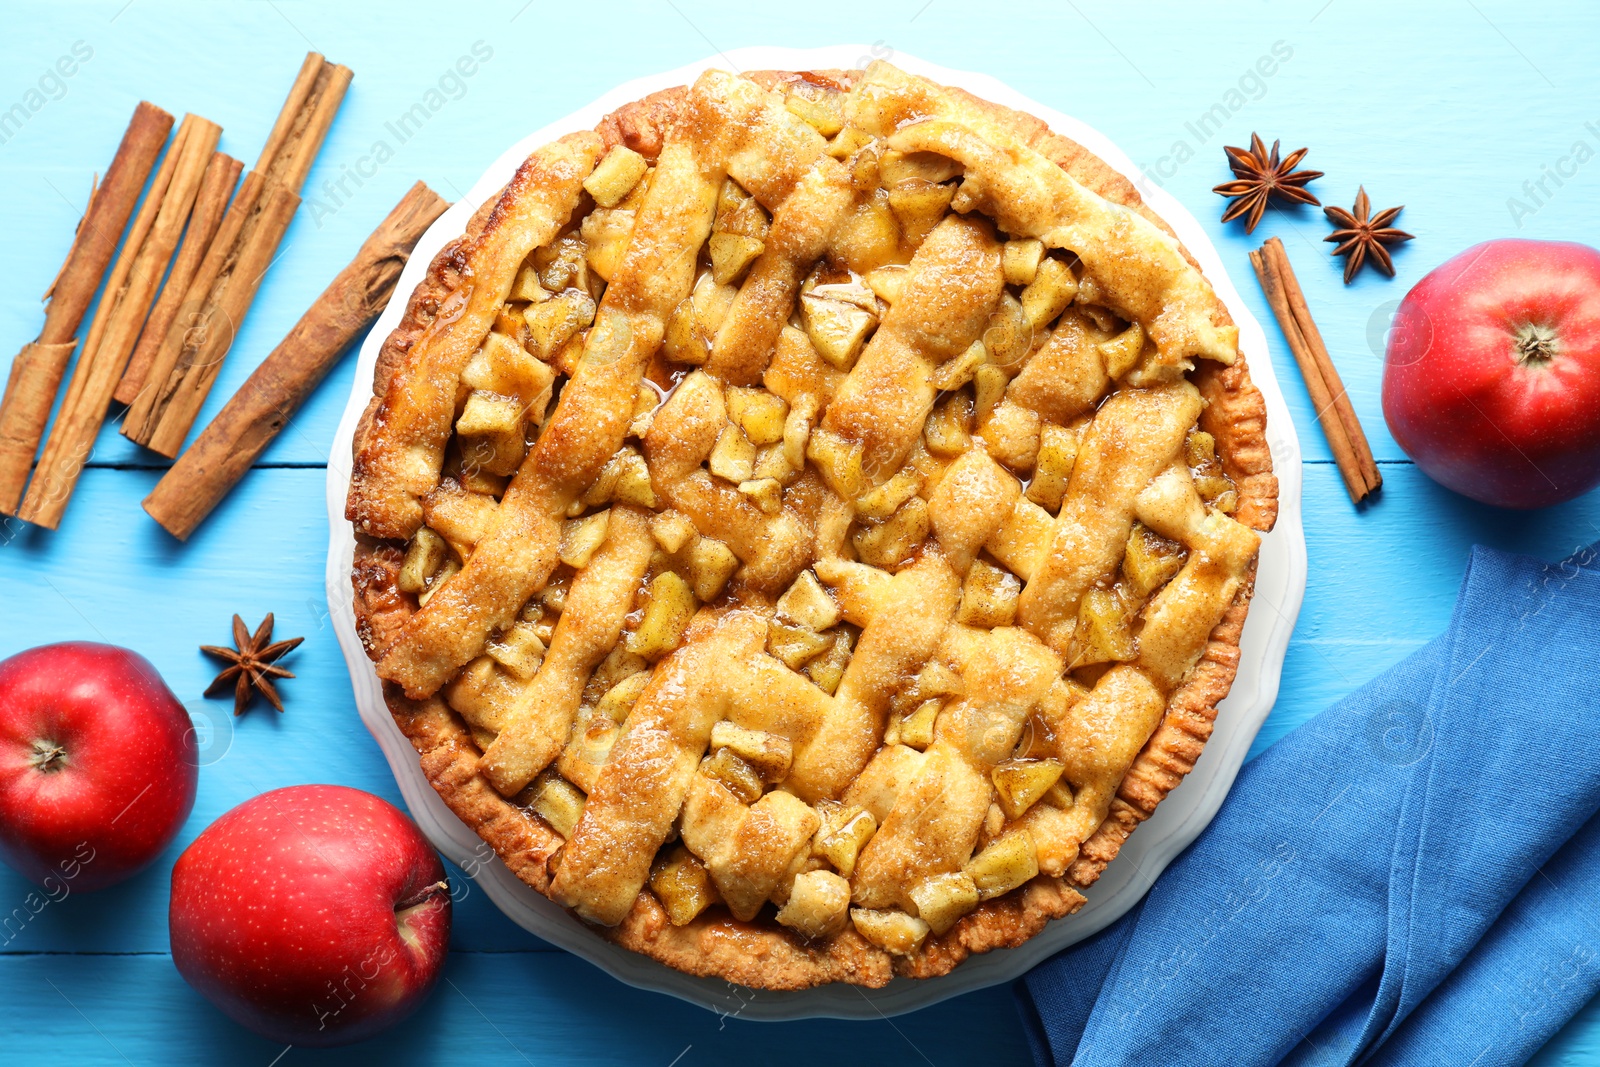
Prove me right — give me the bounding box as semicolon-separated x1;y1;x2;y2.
1212;133;1323;234
201;614;303;716
1324;186;1413;284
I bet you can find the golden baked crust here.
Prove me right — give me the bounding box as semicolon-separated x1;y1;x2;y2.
347;62;1278;990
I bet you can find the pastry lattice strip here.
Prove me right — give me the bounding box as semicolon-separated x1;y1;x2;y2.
374;86;727;698
847;62;1238;373
349;135;604;540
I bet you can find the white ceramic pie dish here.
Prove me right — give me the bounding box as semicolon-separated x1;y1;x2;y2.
324;45;1306;1021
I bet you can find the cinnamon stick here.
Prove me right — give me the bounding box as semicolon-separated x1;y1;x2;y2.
1250;237;1381;503
1262;238;1382;495
0;101;174;513
122;175;301;457
121;169;268;446
255;52;353;197
122;53;351;457
115;150;242;406
19;115;222;529
144;182;449;539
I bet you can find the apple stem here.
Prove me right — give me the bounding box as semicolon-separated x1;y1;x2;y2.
395;880;450;912
29;739;68;773
1514;322;1561;367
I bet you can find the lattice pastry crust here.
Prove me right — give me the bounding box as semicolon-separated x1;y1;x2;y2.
348;62;1278;989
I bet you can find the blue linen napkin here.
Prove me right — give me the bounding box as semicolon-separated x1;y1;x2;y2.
1018;541;1600;1066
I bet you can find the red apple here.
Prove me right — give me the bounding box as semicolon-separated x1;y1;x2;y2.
0;642;197;891
1384;238;1600;508
169;785;451;1046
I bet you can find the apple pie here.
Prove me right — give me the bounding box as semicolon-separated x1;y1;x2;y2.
346;60;1277;990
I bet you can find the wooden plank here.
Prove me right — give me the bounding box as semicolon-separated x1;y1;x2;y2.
0;954;1031;1065
0;857;551;957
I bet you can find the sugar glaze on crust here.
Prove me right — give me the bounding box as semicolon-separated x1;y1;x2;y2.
348;64;1278;989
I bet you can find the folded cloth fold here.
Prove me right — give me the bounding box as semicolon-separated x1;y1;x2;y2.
1018;541;1600;1067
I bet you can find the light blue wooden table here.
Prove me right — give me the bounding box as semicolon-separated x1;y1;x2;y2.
5;2;1600;1063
